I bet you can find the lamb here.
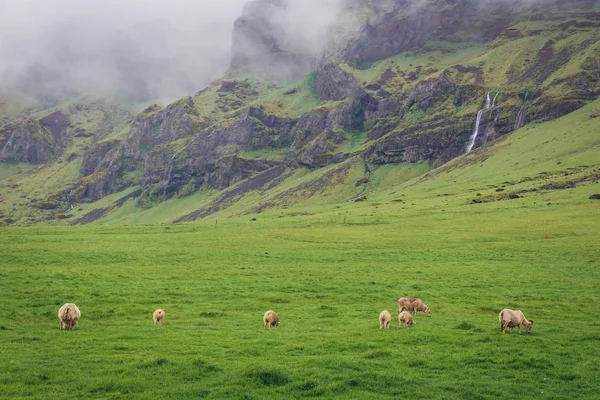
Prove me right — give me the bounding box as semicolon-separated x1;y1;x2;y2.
398;297;431;316
398;310;416;326
153;309;165;326
379;310;392;329
58;303;80;331
499;309;534;334
263;310;279;328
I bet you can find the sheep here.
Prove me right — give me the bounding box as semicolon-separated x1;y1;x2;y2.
398;297;431;316
153;309;165;326
263;310;279;328
398;310;416;326
379;310;392;329
499;309;534;334
58;303;80;331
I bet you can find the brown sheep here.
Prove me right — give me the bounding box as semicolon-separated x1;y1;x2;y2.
58;303;80;331
398;297;431;316
379;310;392;329
153;309;165;326
263;310;279;328
499;309;534;334
398;310;416;326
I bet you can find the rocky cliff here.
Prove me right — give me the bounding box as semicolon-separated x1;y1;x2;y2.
67;0;600;208
1;0;599;225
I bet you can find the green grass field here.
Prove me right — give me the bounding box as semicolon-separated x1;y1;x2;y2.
1;178;599;398
2;98;600;399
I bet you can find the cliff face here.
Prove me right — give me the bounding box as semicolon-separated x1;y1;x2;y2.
2;0;600;225
0;119;58;164
229;0;317;81
72;0;600;208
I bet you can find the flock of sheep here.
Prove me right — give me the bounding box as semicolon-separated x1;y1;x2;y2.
58;298;534;334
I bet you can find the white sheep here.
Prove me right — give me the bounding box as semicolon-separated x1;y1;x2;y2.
58;303;80;331
263;310;279;328
153;309;165;326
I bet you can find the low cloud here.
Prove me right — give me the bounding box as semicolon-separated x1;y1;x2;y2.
0;0;248;103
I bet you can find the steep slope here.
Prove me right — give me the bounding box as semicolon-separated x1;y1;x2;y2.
0;98;136;224
60;98;600;225
0;0;599;226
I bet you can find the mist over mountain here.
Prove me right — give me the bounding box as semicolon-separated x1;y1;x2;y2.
0;0;599;227
0;0;249;103
0;0;362;104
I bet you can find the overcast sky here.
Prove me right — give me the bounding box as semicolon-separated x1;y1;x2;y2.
0;0;249;103
2;0;582;104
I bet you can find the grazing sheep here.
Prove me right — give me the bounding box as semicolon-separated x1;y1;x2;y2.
153;309;165;326
379;310;392;329
263;310;279;328
398;311;416;326
398;297;431;316
58;303;80;331
499;309;534;334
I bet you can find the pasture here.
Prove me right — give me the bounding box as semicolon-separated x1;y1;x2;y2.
1;191;599;399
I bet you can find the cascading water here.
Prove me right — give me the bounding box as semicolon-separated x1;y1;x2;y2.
491;92;499;108
466;92;494;153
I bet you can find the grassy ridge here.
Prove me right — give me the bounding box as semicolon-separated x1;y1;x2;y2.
1;176;599;398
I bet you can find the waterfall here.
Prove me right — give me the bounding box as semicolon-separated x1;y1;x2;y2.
466;92;494;153
491;92;499;108
514;91;528;130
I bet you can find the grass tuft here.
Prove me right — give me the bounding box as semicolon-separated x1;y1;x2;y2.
245;366;291;386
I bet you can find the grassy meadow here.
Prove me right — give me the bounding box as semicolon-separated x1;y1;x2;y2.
1;100;600;399
1;185;599;398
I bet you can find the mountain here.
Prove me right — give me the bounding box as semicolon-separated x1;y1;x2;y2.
0;0;599;226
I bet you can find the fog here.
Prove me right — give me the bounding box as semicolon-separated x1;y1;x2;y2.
0;0;249;103
0;0;356;104
1;0;594;104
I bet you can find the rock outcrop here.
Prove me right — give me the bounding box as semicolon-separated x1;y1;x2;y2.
0;119;59;164
229;0;317;81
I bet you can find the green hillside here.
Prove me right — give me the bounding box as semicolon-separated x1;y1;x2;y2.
1;1;599;226
0;101;598;397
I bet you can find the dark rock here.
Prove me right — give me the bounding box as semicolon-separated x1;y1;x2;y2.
297;130;347;168
217;81;237;92
589;194;600;200
0;119;58;164
339;1;476;65
508;193;520;199
355;178;369;186
316;64;363;101
541;181;576;190
39;111;70;139
32;199;58;209
406;73;453;111
82;139;121;176
378;69;396;85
